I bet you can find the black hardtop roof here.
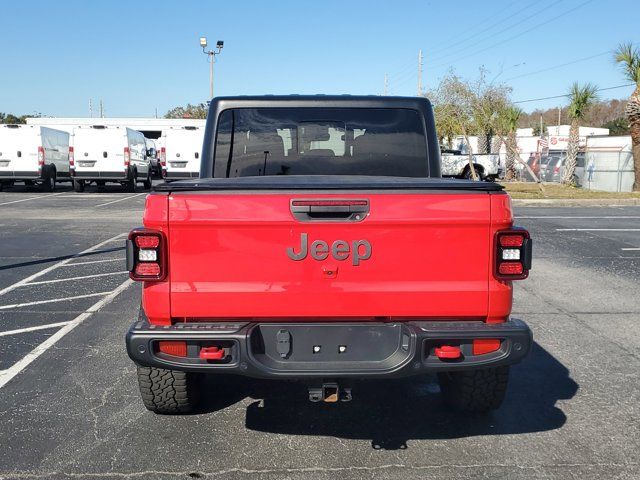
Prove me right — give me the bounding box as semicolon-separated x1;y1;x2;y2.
211;95;432;110
154;175;504;193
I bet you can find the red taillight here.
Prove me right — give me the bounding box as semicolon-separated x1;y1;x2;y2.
495;228;531;280
499;235;524;247
498;261;524;275
68;146;75;167
37;146;45;171
135;263;160;276
160;147;167;177
128;229;166;281
135;235;160;248
472;338;501;355
554;166;560;174
158;341;187;357
124;147;131;168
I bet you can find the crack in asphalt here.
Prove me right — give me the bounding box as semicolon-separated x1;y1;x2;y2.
0;462;638;478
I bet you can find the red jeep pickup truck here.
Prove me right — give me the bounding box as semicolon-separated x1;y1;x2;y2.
126;96;532;414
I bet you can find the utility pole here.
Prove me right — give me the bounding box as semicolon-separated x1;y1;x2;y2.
539;114;543;137
383;73;388;96
99;100;104;118
89;99;93;118
200;37;224;99
417;49;423;96
557;106;561;134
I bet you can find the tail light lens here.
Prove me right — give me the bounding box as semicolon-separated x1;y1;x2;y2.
69;146;75;168
124;147;131;168
37;146;45;172
160;147;167;177
126;229;167;281
158;341;187;357
495;228;532;280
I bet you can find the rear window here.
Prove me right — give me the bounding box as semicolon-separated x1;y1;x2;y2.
213;108;428;177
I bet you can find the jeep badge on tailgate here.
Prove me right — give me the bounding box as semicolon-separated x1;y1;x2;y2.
287;233;372;266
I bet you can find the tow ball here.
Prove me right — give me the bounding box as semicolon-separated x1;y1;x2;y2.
308;383;352;403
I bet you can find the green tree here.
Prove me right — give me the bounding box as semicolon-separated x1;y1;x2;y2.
164;103;208;119
0;113;27;124
562;83;598;185
498;106;523;181
614;42;640;191
601;117;630;135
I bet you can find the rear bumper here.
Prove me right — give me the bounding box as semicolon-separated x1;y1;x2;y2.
164;171;199;179
0;171;41;180
126;312;532;379
73;171;129;180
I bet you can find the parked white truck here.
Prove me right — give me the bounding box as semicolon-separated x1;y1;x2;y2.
160;126;204;180
70;126;151;192
0;125;70;191
440;149;502;180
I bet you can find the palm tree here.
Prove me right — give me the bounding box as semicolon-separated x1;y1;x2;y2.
562;83;598;185
614;42;640;191
501;106;523;181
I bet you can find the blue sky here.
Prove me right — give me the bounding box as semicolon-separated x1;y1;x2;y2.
1;0;638;117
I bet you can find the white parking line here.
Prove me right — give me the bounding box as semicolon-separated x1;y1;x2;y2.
0;292;113;310
61;258;123;267
621;247;640;251
0;232;126;297
0;192;65;206
556;228;640;232
0;321;71;337
0;279;133;390
94;193;145;207
55;195;126;199
519;216;640;219
23;271;128;286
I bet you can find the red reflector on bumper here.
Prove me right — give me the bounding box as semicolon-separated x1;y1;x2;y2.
498;262;524;275
158;341;187;357
434;345;461;359
473;338;501;355
135;263;160;276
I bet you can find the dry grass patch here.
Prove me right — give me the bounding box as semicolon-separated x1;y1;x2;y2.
501;182;640;199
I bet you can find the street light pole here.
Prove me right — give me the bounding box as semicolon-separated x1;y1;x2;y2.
200;37;224;100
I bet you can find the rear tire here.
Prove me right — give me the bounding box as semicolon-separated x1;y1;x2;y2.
73;179;85;193
124;174;136;193
42;167;56;192
136;366;201;414
438;366;509;413
143;171;152;190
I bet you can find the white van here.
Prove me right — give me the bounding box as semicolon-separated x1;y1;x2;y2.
145;138;159;177
0;125;70;191
70;126;151;192
160;126;204;180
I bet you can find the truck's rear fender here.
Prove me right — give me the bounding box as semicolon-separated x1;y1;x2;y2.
140;193;171;325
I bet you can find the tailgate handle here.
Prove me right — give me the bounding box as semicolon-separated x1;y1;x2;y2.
290;199;369;222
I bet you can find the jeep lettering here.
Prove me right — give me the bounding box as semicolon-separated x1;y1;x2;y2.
286;233;372;265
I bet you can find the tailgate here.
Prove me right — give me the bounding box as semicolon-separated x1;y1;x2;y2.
168;192;492;319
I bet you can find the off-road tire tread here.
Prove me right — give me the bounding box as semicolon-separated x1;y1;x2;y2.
136;366;200;414
438;366;509;413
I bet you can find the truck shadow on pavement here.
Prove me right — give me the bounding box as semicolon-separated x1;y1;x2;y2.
199;342;577;450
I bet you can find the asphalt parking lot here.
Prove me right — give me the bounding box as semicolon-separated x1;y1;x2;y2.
0;184;639;479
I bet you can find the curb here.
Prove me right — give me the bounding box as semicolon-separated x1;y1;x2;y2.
512;198;640;207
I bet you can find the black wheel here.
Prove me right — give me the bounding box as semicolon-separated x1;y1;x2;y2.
438;366;509;413
73;179;85;192
143;171;152;190
136;366;201;414
463;166;483;181
123;173;136;193
42;167;56;192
